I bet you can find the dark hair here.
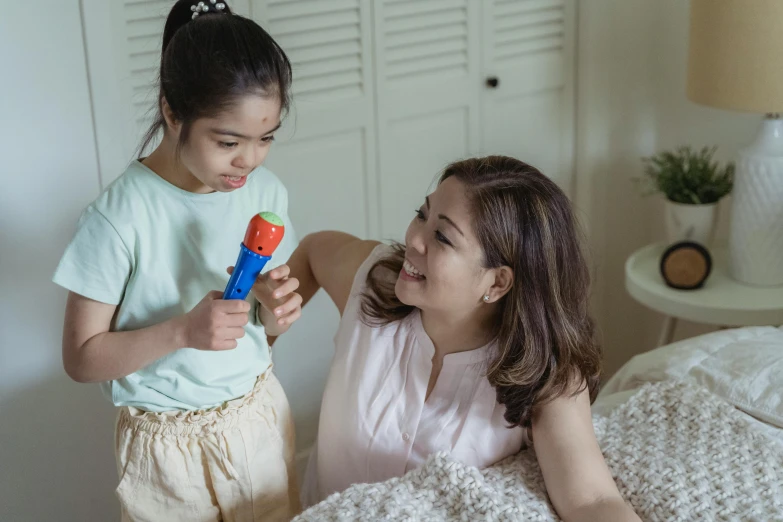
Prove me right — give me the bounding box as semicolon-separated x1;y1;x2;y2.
361;156;601;429
138;0;292;154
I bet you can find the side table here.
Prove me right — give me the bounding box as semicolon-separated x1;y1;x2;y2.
625;243;783;346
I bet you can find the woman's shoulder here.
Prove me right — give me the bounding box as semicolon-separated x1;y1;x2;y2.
341;242;399;315
327;237;388;298
353;242;397;287
365;241;395;264
335;242;406;349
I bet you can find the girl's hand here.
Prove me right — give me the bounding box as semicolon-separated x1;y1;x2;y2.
227;265;302;336
181;291;250;351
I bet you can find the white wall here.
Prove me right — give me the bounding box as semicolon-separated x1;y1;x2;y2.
577;0;760;377
575;0;659;377
0;2;118;521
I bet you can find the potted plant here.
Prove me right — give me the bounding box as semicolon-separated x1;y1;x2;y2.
640;146;734;245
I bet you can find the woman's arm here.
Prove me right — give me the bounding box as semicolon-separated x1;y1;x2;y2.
531;387;641;522
287;231;379;315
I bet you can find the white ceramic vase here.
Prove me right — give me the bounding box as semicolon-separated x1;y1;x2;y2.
664;199;717;246
727;117;783;286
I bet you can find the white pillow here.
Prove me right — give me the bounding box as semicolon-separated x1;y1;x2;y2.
600;326;783;428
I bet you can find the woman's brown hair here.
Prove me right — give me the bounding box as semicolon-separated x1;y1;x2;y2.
360;155;601;429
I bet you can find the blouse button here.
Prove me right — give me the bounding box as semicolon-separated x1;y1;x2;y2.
402;433;410;442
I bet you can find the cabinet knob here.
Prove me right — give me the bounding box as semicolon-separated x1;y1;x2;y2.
486;76;499;88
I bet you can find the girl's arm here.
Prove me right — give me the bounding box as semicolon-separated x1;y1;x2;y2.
287;231;379;315
62;290;251;383
531;387;641;522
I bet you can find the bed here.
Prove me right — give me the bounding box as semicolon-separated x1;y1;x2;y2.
295;326;783;521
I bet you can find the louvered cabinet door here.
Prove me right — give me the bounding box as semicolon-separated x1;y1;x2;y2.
373;0;483;241
249;0;379;457
82;0;251;185
479;0;576;196
251;0;376;240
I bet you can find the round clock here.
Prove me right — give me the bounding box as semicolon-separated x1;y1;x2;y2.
659;241;712;290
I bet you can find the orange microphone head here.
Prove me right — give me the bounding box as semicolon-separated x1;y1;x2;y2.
243;211;285;256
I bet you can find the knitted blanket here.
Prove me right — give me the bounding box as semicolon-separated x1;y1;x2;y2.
295;381;783;521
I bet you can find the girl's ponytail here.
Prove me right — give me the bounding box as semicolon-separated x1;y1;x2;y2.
161;0;234;54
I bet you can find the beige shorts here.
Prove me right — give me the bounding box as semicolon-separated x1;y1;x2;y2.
114;371;301;522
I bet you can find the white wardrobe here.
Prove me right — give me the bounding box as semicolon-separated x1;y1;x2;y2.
81;0;576;457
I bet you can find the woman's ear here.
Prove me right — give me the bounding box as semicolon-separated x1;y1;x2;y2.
161;98;181;138
484;266;513;303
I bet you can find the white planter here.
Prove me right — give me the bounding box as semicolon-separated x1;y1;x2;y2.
664;200;718;246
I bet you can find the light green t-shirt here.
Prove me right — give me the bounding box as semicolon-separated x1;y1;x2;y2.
53;160;297;412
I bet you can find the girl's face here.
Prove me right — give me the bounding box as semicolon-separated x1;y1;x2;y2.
395;177;509;316
170;94;282;193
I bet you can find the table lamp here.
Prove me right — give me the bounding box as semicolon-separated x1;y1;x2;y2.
687;0;783;287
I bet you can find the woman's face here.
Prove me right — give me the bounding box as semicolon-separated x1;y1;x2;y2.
395;177;501;315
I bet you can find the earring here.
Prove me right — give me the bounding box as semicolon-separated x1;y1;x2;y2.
483;295;490;302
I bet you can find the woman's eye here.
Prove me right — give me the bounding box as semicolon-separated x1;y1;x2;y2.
435;231;452;246
414;209;425;220
261;135;276;143
219;142;238;149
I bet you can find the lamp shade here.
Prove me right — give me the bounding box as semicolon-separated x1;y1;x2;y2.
687;0;783;113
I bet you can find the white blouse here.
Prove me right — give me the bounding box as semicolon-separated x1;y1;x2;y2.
302;245;524;506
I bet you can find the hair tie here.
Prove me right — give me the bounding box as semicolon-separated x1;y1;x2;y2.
191;0;227;20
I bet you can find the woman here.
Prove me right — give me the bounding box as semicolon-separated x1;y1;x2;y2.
289;156;639;521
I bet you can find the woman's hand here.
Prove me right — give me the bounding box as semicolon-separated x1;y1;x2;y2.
227;264;302;337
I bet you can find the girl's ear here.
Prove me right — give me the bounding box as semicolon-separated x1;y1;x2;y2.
161;98;182;138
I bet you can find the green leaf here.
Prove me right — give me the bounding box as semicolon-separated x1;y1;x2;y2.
637;145;733;204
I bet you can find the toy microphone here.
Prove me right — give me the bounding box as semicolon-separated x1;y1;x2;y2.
223;211;285;300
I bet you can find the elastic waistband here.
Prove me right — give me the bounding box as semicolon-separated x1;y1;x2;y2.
118;370;274;437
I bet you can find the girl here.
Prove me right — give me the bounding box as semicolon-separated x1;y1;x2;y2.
289;156;640;521
53;2;302;520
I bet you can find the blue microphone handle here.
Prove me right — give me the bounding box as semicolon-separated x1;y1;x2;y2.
224;243;272;300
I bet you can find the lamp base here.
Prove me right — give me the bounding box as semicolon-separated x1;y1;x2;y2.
729;114;783;286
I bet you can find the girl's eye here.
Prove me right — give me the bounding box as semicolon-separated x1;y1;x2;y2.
261;135;276;143
219;142;238;149
435;231;452;246
414;209;425;220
